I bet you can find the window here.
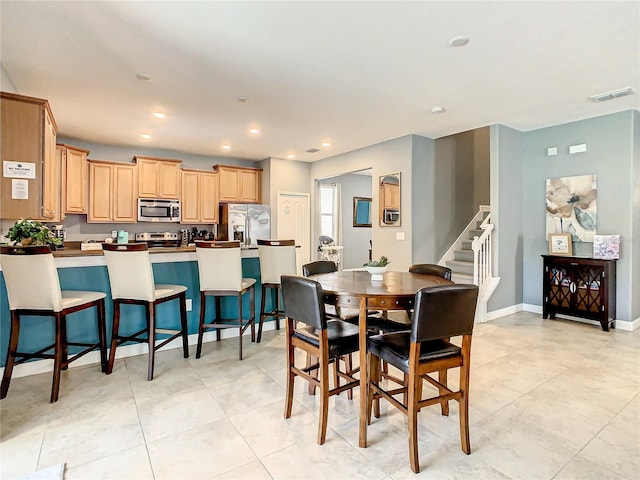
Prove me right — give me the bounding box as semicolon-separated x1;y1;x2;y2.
320;184;335;238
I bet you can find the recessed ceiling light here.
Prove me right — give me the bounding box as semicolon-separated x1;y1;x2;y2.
431;106;445;114
236;96;249;103
249;128;260;134
588;87;634;102
136;74;152;81
321;142;331;147
222;145;231;150
448;36;469;47
140;134;152;139
152;112;165;119
287;154;295;159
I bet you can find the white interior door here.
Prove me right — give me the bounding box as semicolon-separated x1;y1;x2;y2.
277;192;310;274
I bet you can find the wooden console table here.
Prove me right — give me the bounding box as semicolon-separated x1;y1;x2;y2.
541;255;616;331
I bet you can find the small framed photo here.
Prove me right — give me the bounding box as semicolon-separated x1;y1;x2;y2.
548;233;573;256
593;234;620;259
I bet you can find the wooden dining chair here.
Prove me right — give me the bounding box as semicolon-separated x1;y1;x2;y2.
195;241;255;360
367;284;479;473
281;275;360;445
0;245;107;402
102;243;189;380
302;260;359;399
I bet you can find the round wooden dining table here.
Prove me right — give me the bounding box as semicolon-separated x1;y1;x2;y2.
310;270;453;448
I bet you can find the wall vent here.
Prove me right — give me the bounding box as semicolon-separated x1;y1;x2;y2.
588;87;634;102
306;148;320;153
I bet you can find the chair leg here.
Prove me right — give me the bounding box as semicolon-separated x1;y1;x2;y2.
60;314;69;371
459;336;472;455
237;294;244;360
407;371;420;474
107;300;121;374
274;286;281;331
250;286;256;342
179;293;189;359
345;354;353;400
196;292;206;359
333;357;340;393
51;313;64;403
439;369;450;416
367;353;379;423
317;349;330;445
215;297;223;342
307;354;318;395
257;284;267;343
1;311;20;399
147;302;155;381
97;299;108;373
284;319;295;419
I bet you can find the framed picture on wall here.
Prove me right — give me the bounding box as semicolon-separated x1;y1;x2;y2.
548;233;573;256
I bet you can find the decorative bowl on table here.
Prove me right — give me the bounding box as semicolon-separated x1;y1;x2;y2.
365;265;388;281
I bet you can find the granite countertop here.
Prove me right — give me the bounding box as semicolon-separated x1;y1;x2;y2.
51;242;259;258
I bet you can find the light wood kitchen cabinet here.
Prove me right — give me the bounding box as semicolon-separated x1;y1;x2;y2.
134;156;181;199
381;183;400;210
88;159;137;223
181;169;219;224
1;91;59;221
58;144;90;215
213;164;262;203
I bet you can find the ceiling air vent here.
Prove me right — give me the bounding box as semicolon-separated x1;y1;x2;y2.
588;87;634;102
306;148;320;153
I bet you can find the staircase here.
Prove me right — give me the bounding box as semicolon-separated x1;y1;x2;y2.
439;206;500;322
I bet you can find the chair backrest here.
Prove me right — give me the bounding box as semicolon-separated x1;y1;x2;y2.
281;275;327;330
102;243;156;301
195;241;243;291
257;239;296;284
302;260;337;277
0;245;64;311
411;285;479;343
409;263;452;280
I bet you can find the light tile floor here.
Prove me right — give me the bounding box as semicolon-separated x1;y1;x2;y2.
1;312;639;479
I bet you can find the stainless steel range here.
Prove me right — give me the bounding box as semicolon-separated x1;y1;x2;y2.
135;232;180;248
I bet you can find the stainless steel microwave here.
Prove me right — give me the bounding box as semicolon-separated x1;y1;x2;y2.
138;198;181;223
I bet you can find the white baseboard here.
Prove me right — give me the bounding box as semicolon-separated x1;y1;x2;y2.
489;303;638;331
0;322;279;380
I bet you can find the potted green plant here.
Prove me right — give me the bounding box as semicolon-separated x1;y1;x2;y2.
363;256;390;281
6;219;62;247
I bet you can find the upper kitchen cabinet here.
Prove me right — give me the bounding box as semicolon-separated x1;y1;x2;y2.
181;169;219;224
1;92;59;221
88;159;137;223
213;164;262;203
58;144;90;215
134;156;182;199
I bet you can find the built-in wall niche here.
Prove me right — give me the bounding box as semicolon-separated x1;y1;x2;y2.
379;172;400;226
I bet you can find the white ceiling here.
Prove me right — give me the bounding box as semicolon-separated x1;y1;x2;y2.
2;1;638;163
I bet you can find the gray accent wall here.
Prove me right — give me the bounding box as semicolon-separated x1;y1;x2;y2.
521;111;637;324
490;124;524;311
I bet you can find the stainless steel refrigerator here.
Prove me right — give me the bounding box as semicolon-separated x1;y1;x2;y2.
219;204;271;248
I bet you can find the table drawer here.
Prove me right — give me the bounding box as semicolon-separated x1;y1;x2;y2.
325;294;413;310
